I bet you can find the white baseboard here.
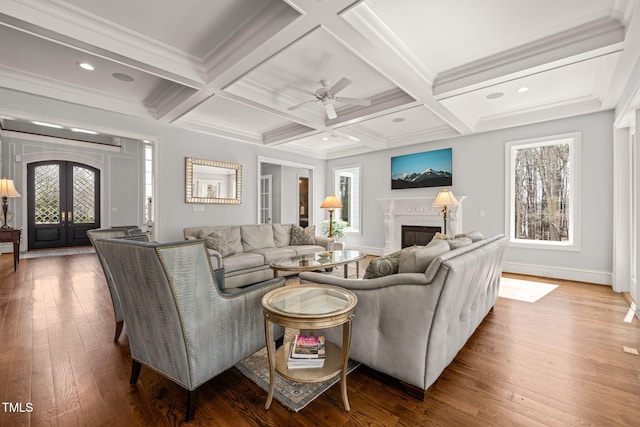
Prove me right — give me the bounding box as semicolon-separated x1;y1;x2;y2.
503;261;612;286
345;244;384;256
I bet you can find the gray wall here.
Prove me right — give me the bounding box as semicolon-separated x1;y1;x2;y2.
327;111;614;284
0;88;326;244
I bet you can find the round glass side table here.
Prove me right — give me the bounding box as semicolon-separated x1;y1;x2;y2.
261;284;357;411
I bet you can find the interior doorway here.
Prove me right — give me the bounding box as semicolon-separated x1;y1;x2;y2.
27;160;100;249
257;157;314;226
298;176;309;227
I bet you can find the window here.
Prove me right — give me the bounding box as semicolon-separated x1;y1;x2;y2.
506;133;580;250
334;165;361;233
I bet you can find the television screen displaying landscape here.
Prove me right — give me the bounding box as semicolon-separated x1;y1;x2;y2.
391;148;452;189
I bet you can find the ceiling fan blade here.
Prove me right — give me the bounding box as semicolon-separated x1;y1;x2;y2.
324;102;337;119
328;77;351;95
288;99;318;111
335;97;371;106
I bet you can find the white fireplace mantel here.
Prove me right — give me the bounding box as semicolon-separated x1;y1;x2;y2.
377;196;466;254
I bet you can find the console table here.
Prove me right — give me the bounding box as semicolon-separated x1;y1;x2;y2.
0;228;21;271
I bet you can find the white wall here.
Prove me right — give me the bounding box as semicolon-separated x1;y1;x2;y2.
0;88;326;244
328;111;615;284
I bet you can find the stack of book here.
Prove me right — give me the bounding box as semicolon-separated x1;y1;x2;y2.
287;335;326;369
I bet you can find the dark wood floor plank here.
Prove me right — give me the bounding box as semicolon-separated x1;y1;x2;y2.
0;253;638;426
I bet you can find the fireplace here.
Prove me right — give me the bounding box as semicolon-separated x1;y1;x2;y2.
401;225;441;248
378;196;465;254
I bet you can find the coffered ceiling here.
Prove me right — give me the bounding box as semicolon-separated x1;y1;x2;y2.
0;0;638;158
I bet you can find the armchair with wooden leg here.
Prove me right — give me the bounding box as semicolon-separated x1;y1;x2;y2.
94;237;285;422
87;227;148;342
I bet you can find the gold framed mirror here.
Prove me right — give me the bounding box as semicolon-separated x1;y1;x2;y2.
185;157;242;204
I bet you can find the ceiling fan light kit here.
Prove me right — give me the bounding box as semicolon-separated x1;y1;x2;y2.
288;77;371;119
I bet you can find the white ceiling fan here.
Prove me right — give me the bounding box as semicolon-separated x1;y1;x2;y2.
288;78;371;119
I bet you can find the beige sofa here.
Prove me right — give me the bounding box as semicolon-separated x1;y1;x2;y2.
184;224;332;289
300;233;509;398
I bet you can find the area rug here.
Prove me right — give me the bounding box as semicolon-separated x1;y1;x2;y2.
499;277;558;303
235;347;360;412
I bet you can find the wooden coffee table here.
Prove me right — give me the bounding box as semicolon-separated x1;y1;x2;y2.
262;284;357;411
270;249;365;278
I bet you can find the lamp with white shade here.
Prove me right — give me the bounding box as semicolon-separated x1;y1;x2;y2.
0;177;21;229
432;189;458;236
320;195;342;238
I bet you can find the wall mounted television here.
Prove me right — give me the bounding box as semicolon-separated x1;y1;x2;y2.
391;148;452;189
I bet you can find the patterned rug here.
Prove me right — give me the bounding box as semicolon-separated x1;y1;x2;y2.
235;347;360;412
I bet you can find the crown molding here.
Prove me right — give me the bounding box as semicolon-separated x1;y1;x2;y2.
202;0;299;80
263;123;319;145
174;116;264;146
434;16;625;96
475;96;604;133
0;3;206;86
342;2;436;85
0;66;152;119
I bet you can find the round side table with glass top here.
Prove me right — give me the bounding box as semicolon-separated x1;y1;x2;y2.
261;284;357;411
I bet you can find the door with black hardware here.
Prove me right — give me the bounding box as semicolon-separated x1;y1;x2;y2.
27;161;100;249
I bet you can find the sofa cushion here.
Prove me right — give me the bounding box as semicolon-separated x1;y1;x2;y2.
398;240;450;273
455;231;484;242
447;236;473;249
364;255;400;279
272;224;293;247
222;252;265;273
290;225;316;245
202;231;235;257
241;224;275;252
250;247;296;264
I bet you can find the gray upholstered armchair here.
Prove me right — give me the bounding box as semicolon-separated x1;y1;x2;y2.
93;237;285;421
87;227;148;341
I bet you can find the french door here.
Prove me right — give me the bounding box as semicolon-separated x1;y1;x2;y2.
27;161;100;249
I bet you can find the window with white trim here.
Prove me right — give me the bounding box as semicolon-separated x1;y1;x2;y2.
506;133;580;250
334;165;361;233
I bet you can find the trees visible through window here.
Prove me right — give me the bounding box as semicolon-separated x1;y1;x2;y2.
334;166;360;233
507;133;580;249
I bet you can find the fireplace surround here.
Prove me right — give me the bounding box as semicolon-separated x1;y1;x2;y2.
378;196;465;254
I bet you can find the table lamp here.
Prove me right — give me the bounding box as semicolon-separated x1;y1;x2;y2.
432;189;458;236
0;177;21;229
320;195;342;238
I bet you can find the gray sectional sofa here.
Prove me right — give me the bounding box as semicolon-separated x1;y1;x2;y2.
184;224;332;289
300;233;509;399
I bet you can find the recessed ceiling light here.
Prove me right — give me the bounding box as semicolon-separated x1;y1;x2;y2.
71;128;98;135
77;62;94;71
32;121;63;129
322;137;329;141
113;73;135;82
517;86;529;93
486;92;504;99
392;117;405;123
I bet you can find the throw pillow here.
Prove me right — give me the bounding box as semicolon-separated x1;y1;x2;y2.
290;225;316;245
431;232;449;241
455;231;484;242
363;255;400;279
203;232;235;257
447;236;473;249
398;240;450;273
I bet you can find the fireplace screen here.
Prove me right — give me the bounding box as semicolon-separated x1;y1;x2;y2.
401;225;441;248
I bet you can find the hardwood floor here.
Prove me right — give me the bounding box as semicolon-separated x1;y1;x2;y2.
1;253;638;426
